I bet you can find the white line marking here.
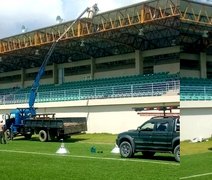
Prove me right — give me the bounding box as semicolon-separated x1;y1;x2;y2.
180;172;212;179
0;149;179;166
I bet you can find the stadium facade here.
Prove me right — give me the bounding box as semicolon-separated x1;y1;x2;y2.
0;0;211;140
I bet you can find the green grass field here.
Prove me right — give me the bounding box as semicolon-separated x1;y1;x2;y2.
0;134;179;180
0;134;211;180
180;140;212;179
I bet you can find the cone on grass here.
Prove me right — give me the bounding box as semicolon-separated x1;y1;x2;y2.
111;144;120;154
56;139;69;154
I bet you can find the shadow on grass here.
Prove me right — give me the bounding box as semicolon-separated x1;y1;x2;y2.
208;147;212;151
12;136;88;143
133;154;176;162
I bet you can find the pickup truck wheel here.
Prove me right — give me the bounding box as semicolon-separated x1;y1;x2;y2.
120;141;134;158
174;145;180;162
142;151;155;158
39;130;48;142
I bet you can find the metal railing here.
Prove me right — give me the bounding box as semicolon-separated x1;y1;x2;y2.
0;80;180;105
181;85;212;101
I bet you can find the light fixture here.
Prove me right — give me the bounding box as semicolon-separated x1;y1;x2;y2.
56;15;63;24
80;40;85;47
31;62;35;68
21;25;27;33
171;39;176;46
68;57;72;62
35;49;39;55
138;28;144;36
88;3;99;18
202;30;208;38
113;48;119;55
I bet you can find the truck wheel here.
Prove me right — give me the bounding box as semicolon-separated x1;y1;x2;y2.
120;141;134;158
142;151;155;158
39;130;48;142
174;145;180;162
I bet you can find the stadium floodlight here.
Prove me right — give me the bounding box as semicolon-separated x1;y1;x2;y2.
138;28;144;36
171;39;176;46
202;30;208;38
31;62;35;68
113;48;119;55
21;25;27;33
56;15;63;24
35;49;39;56
87;3;99;18
68;57;72;62
80;40;85;47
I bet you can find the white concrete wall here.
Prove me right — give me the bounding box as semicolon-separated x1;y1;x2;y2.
64;73;91;82
0;82;21;89
95;68;136;79
181;101;212;141
154;63;180;74
0;95;179;134
181;70;200;78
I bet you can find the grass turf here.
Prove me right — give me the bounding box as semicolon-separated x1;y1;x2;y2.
180;140;212;179
0;133;179;180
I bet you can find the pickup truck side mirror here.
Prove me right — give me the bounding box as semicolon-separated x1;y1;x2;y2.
137;126;141;131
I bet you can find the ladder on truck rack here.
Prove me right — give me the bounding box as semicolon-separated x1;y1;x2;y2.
133;106;180;117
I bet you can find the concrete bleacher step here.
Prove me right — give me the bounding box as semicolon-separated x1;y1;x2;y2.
164;90;179;96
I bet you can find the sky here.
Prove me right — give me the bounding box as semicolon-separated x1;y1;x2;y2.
0;0;211;39
0;0;144;39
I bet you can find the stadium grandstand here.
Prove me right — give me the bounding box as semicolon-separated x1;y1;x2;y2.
0;0;211;140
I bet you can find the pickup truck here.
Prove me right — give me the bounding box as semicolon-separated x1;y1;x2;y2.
116;116;180;162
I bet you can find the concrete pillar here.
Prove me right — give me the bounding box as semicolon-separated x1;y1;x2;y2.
200;52;207;79
90;57;95;80
53;63;58;84
21;68;25;88
135;50;144;75
58;68;64;84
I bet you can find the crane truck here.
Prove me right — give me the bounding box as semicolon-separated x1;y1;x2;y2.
3;4;99;142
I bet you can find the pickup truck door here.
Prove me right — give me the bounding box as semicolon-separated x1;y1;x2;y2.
151;121;173;150
134;121;155;150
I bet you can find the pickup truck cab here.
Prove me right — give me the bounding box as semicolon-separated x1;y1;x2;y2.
116;116;180;162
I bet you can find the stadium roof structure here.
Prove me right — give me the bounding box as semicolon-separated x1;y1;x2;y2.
0;0;211;72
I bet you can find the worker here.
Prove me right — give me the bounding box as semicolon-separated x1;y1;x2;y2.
0;120;6;144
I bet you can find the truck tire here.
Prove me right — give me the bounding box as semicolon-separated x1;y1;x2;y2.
120;141;134;158
39;130;48;142
174;144;180;162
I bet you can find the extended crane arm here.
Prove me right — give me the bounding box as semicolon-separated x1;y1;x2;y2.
28;4;99;115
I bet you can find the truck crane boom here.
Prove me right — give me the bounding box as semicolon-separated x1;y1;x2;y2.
28;4;99;115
